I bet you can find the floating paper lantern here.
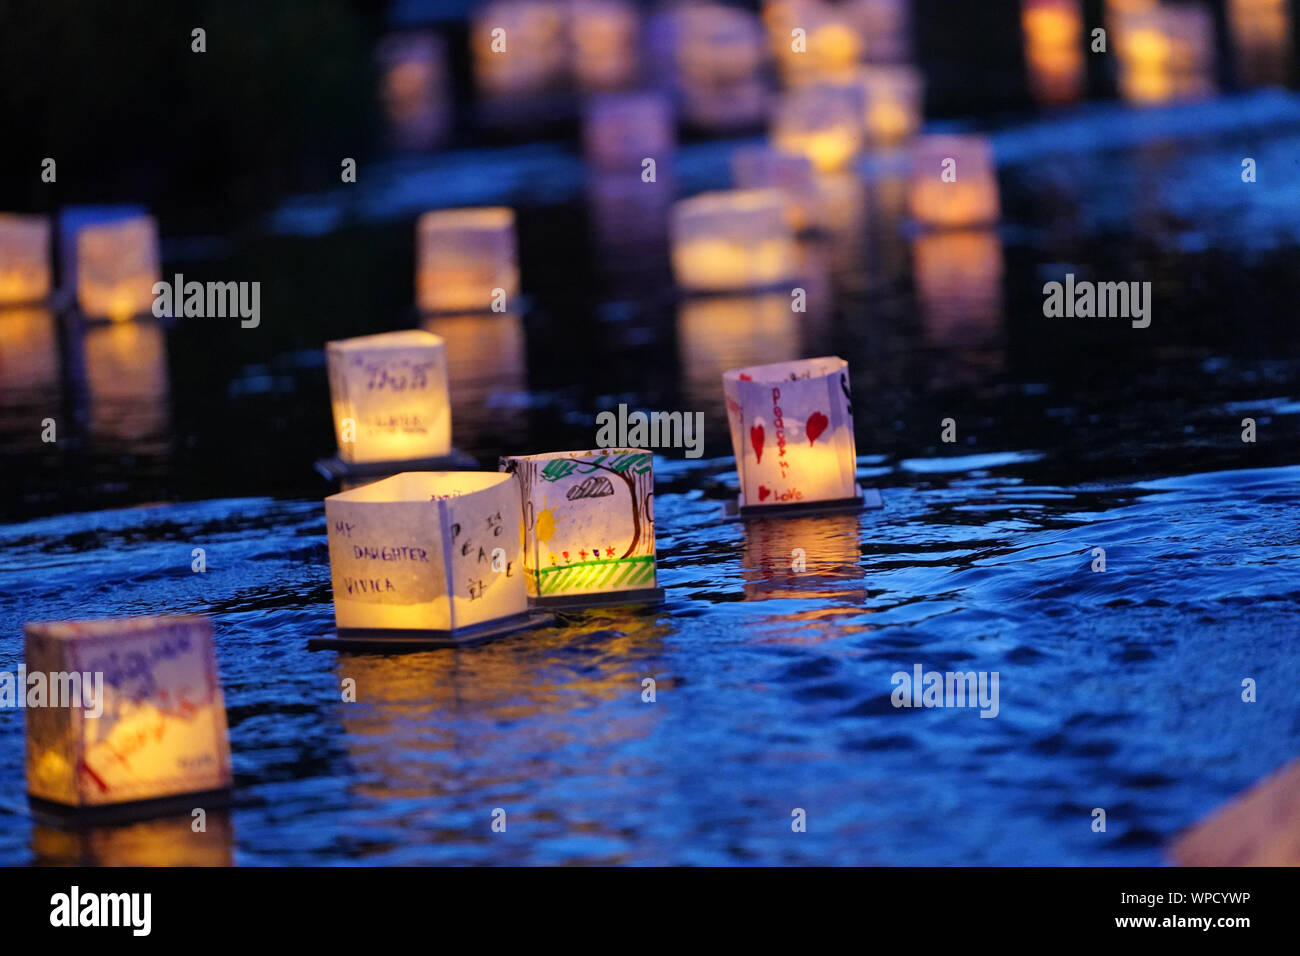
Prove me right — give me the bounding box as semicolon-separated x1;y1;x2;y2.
82;319;170;444
68;212;161;321
908;134;1001;230
1021;0;1085;105
845;0;913;63
852;65;924;146
723;356;860;513
0;214;51;305
472;0;568;98
765;0;864;86
24;615;232;811
416;207;519;314
671;190;800;293
326;329;451;466
677;293;800;410
325;471;529;635
1114;2;1216;104
1228;0;1291;86
570;0;641;91
582;91;675;172
771;84;865;174
376;32;451;151
500;449;658;605
669;4;769;129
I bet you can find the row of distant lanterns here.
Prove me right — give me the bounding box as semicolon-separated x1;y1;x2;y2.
7;0;1295;819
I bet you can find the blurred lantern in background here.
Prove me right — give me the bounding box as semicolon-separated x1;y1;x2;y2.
582;91;675;173
677;293;801;411
24;615;232;813
908;134;1001;230
0;214;51;305
772;83;865;173
81;319;170;444
732;145;821;232
722;356;860;512
1228;0;1292;86
671;189;800;292
416;207;519;314
500;449;658;605
662;4;769;130
846;0;913;63
63;210;160;322
765;0;864;87
911;228;1005;347
1021;0;1086;105
1113;1;1217;104
852;65;924;147
472;0;568;99
326;330;451;466
570;0;641;91
324;471;529;634
588;170;674;257
376;32;451;152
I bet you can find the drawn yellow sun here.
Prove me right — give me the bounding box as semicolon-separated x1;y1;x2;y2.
535;501;562;543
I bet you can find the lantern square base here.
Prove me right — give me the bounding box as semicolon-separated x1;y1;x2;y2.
722;486;884;521
314;449;478;482
528;586;665;612
27;786;234;828
307;610;556;653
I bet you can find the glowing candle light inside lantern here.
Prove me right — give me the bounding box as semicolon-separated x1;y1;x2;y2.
416;207;518;314
72;214;161;321
1228;0;1292;86
908;134;1001;230
671;190;801;293
845;0;913;63
0;214;51;305
499;449;657;600
1114;2;1216;104
723;356;858;509
583;91;675;172
325;471;528;633
671;4;768;129
1021;0;1085;105
376;32;451;151
765;0;864;87
326;329;451;466
852;65;924;146
24;615;232;809
472;0;568;98
570;0;641;91
771;84;865;174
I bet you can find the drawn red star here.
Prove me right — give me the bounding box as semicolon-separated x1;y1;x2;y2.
605;547;615;557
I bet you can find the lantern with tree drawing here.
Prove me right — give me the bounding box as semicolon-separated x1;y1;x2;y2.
500;449;659;606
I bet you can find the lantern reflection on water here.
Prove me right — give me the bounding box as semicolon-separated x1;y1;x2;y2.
324;471;529;636
771;84;865;174
669;4;768;129
420;312;526;417
82;319;170;444
416;207;519;314
911;228;1005;347
908;134;1001;230
24;615;232;813
671;190;800;293
1228;0;1292;86
741;512;866;603
570;0;641;91
376;32;451;151
583;91;675;172
500;449;658;606
1021;0;1085;105
0;214;51;305
31;811;235;865
677;293;801;411
723;356;860;514
326;329;451;466
853;65;924;146
0;307;60;399
69;212;161;322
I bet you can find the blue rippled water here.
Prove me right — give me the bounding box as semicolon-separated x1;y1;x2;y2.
1;459;1296;865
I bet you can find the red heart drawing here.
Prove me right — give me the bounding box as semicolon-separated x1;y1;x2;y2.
758;485;771;501
806;410;829;446
750;424;765;463
739;373;752;381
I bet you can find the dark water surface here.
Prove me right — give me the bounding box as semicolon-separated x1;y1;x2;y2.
1;93;1299;864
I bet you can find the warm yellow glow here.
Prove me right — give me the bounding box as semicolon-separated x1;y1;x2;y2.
1021;0;1085;105
32;812;235;865
677;293;800;411
911;228;1005;345
472;0;568;97
500;449;657;598
416;207;519;314
1113;3;1217;104
1228;0;1291;85
74;216;160;321
82;320;170;442
723;356;858;508
852;65;924;146
0;307;59;394
326;471;529;632
742;512;865;601
765;1;864;85
909;134;1001;229
0;214;51;304
772;85;864;173
326;329;451;465
671;190;800;292
24;615;232;808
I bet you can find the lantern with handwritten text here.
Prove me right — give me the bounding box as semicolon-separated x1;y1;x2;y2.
68;212;161;321
326;330;451;467
0;214;51;305
416;207;519;314
723;357;860;514
500;449;658;605
325;471;529;635
24;615;232;812
671;190;800;293
908;134;1001;230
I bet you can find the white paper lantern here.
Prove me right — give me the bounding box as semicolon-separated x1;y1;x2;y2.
67;212;161;321
765;0;864;86
416;207;519;314
325;471;529;634
909;134;1001;230
570;0;641;91
1021;0;1085;105
671;190;800;293
852;65;924;146
472;0;569;98
771;84;865;174
326;329;451;466
723;356;859;511
0;214;51;305
24;615;232;810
